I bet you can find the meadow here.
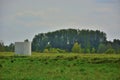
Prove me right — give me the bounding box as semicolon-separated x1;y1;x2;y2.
0;52;120;80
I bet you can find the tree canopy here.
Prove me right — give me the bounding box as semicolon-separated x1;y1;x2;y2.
32;29;107;53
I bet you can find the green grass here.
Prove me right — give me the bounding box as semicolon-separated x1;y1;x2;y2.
0;52;120;80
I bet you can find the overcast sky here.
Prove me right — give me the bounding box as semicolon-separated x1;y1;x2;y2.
0;0;120;45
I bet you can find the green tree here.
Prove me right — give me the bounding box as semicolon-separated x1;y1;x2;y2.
105;48;115;54
97;43;106;53
91;48;95;53
24;39;29;42
105;43;115;54
112;39;120;53
9;43;14;52
72;42;81;53
32;29;107;52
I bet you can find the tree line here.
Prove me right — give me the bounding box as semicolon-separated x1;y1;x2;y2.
0;29;120;53
0;42;14;52
32;29;120;53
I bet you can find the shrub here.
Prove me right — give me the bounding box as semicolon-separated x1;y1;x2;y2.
43;49;49;53
49;48;59;53
105;49;115;54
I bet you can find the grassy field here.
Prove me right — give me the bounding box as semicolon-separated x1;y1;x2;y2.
0;52;120;80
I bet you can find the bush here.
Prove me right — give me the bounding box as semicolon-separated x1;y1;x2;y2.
56;48;66;53
105;49;115;54
43;48;66;53
49;48;59;53
43;49;49;53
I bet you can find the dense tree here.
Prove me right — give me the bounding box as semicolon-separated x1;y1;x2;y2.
91;48;96;53
97;43;106;53
85;48;90;53
4;43;15;52
32;29;107;52
0;42;15;52
112;39;120;53
8;43;14;52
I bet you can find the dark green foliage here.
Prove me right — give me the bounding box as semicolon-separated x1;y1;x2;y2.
97;43;106;53
0;42;14;52
105;49;115;54
24;39;29;42
32;29;107;52
5;43;15;52
112;39;120;53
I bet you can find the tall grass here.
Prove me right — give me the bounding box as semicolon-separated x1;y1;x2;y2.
0;52;120;80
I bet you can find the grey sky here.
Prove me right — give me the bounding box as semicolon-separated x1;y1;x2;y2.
0;0;120;45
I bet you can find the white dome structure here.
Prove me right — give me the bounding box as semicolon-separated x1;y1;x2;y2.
15;41;31;56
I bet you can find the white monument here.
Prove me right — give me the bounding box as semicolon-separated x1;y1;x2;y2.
15;41;31;56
